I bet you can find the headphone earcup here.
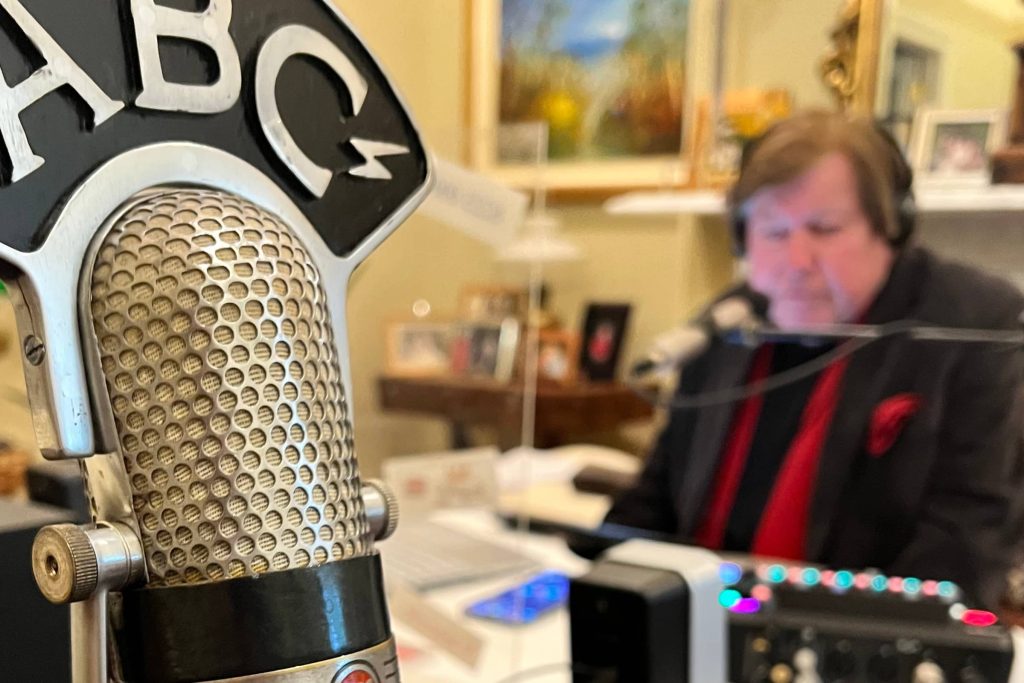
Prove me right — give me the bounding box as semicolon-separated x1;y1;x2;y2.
731;214;747;256
892;190;916;247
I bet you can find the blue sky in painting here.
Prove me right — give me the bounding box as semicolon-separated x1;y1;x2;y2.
502;0;631;61
502;0;688;62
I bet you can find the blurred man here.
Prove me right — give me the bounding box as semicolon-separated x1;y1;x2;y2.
607;110;1024;608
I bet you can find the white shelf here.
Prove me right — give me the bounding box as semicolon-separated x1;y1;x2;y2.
603;190;725;215
915;183;1024;212
603;184;1024;216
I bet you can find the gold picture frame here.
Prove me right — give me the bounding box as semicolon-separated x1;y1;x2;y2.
466;0;717;197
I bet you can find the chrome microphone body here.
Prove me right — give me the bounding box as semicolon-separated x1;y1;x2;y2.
33;188;399;683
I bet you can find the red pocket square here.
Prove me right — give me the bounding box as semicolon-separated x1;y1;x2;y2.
868;393;922;457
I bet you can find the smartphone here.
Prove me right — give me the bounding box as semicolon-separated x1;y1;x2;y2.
464;571;570;625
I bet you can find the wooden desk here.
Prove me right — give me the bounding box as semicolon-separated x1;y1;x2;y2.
377;375;654;448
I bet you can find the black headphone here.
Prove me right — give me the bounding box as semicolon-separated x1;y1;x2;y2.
729;120;916;255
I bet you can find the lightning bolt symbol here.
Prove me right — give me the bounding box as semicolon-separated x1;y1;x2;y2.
347;138;410;180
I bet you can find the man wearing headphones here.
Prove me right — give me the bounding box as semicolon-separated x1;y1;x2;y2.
606;110;1024;608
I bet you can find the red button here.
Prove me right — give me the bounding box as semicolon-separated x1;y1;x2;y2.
336;668;379;683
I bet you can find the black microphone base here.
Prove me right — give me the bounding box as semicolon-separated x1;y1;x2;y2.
112;554;396;683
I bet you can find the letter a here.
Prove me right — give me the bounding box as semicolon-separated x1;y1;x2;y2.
0;0;124;182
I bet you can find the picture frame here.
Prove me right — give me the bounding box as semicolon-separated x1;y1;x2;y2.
450;319;521;382
579;303;632;382
534;329;581;386
908;108;1008;184
458;284;529;322
385;321;453;377
466;0;713;195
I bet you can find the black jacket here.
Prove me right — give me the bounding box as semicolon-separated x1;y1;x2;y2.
607;247;1024;608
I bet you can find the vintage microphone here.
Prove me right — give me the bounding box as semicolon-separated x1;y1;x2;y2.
31;187;406;683
0;2;430;681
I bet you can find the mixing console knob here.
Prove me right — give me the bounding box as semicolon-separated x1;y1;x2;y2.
770;662;794;683
911;660;944;683
793;647;822;683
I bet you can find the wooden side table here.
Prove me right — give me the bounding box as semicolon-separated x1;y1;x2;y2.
377;375;655;448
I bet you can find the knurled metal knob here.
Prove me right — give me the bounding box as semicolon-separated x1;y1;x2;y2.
363;478;399;541
32;524;99;605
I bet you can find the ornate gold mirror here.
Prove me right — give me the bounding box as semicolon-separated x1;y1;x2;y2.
825;0;1024;148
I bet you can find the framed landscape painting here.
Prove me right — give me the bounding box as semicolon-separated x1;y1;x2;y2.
467;0;707;194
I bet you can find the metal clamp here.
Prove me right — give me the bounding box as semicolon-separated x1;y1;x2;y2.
32;522;146;683
362;478;399;542
32;522;146;604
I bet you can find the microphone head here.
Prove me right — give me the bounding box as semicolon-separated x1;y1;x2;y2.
88;188;370;587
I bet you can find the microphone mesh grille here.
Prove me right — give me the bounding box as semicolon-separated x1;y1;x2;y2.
89;188;370;587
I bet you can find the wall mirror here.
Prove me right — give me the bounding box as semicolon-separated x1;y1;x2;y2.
838;0;1024;149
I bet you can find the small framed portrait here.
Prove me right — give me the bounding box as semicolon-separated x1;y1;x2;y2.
385;321;452;377
450;318;520;382
534;329;580;386
579;303;632;382
458;284;528;322
909;108;1008;184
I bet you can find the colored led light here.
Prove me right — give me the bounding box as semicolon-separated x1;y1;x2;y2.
870;575;888;592
751;584;773;602
949;603;967;621
961;609;998;627
787;566;804;583
766;565;787;583
834;570;855;590
938;581;958;598
729;597;761;614
922;580;939;597
719;589;742;609
854;573;872;590
887;577;903;593
802;568;821;586
719;562;743;586
902;577;922;595
820;570;835;587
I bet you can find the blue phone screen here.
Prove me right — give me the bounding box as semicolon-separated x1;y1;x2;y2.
465;571;570;625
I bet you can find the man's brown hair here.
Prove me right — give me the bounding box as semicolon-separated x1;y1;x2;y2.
728;110;914;248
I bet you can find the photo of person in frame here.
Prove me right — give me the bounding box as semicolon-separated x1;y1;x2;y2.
579;303;632;381
929;122;991;174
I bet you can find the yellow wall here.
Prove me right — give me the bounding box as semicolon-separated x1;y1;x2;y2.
879;0;1022;113
336;0;735;475
724;0;838;109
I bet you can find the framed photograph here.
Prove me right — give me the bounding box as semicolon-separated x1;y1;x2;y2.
535;329;581;385
467;0;708;194
909;108;1008;184
579;303;632;381
450;319;521;382
458;284;529;322
385;322;453;377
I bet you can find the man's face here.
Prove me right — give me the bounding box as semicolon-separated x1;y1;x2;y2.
745;152;895;329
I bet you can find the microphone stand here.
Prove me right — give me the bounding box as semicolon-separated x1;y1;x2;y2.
632;319;1024;411
735;321;1024;347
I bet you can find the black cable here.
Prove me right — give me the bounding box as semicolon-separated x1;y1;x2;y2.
629;320;1023;411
